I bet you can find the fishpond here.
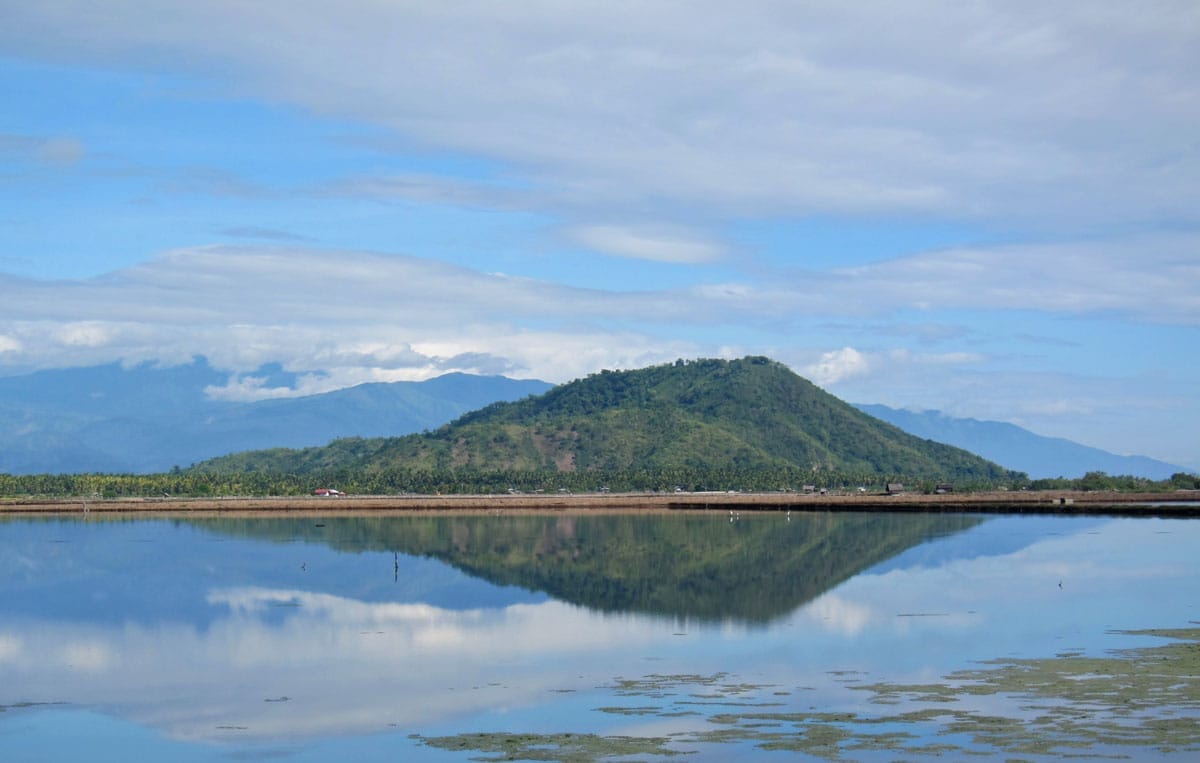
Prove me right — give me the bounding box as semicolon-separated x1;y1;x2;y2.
0;511;1197;761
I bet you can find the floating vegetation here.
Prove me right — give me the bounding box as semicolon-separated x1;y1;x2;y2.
0;701;66;713
419;629;1200;761
416;731;687;761
594;705;663;716
607;672;773;700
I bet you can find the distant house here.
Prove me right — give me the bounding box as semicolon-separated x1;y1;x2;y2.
935;483;954;494
314;488;344;497
886;483;905;495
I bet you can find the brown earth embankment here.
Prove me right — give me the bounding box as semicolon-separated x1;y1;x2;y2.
1;491;1197;517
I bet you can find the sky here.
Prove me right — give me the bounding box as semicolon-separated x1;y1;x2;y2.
0;1;1197;469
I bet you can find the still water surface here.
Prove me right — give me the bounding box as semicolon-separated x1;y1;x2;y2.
0;511;1196;760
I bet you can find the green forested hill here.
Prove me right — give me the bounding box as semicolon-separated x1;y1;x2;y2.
193;356;1018;483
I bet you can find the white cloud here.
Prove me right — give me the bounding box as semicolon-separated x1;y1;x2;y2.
54;321;116;348
829;234;1200;324
570;225;725;264
802;347;986;388
0;237;1192;392
203;374;300;402
693;232;1199;329
0;246;711;389
887;349;986;367
1;2;1195;230
322;172;529;211
804;347;870;386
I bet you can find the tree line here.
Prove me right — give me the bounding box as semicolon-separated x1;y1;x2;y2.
1;467;1195;500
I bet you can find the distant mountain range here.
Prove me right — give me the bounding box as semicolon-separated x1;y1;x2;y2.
0;358;550;474
855;405;1190;480
193;357;1016;482
0;358;1188;479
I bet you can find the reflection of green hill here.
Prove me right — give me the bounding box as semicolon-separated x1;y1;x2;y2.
189;513;981;623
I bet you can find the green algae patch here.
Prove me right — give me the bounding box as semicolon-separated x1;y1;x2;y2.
417;628;1200;760
416;731;687;761
0;701;66;712
943;626;1200;711
844;626;1200;758
855;681;963;705
594;705;662;716
607;672;773;699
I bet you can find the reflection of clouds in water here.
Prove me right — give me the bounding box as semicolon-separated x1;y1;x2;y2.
869;518;1195;605
799;594;876;636
59;640;115;672
792;518;1200;661
0;590;665;741
0;633;23;662
208;586;650;659
4;518;1197;746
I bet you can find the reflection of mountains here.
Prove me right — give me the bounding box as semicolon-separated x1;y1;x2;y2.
193;512;981;623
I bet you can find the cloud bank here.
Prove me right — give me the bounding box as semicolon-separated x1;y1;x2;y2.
2;1;1196;236
1;235;1194;390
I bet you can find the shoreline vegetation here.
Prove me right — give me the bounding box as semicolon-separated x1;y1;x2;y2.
2;489;1197;516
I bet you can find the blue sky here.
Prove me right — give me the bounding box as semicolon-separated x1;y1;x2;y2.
0;2;1197;469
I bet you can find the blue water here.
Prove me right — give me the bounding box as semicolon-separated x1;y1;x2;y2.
1;512;1196;760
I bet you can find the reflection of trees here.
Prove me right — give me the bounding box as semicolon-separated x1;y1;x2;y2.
189;513;981;624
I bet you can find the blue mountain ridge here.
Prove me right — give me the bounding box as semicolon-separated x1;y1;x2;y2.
855;404;1190;480
0;358;551;474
